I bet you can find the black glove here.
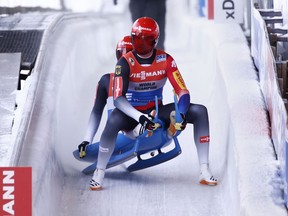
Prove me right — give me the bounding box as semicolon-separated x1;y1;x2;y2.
174;113;187;131
78;141;89;158
139;114;158;133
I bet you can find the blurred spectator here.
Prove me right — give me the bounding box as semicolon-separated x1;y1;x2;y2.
113;0;166;50
129;0;166;50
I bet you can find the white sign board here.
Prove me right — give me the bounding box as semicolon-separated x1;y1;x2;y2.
209;0;244;23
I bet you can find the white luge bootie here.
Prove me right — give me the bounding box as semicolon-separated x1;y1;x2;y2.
90;168;105;190
199;163;218;186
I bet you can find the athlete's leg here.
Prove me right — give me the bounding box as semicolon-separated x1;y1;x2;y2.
186;103;209;165
186;103;217;185
158;103;217;185
158;103;210;160
97;108;138;169
158;102;210;160
90;109;138;190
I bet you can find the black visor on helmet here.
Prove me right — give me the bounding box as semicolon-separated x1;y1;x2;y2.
132;34;157;55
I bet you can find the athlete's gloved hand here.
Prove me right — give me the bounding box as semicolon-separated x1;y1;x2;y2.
139;114;159;133
168;111;187;137
174;113;187;131
78;141;89;158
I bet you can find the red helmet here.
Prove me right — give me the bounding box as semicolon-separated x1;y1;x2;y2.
131;17;159;55
116;35;133;60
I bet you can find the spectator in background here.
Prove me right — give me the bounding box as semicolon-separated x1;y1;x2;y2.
113;0;166;50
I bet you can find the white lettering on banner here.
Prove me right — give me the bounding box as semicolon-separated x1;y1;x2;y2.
2;170;15;215
223;0;235;19
214;0;243;23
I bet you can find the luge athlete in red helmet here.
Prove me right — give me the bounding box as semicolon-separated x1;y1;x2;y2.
90;17;217;190
78;36;133;158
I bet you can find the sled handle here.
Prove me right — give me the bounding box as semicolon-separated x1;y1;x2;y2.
173;93;183;137
154;95;159;121
174;93;182;123
154;93;181;124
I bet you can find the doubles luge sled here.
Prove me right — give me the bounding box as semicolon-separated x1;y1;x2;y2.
73;95;183;174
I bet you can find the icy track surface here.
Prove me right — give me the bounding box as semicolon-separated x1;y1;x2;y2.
17;4;287;216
